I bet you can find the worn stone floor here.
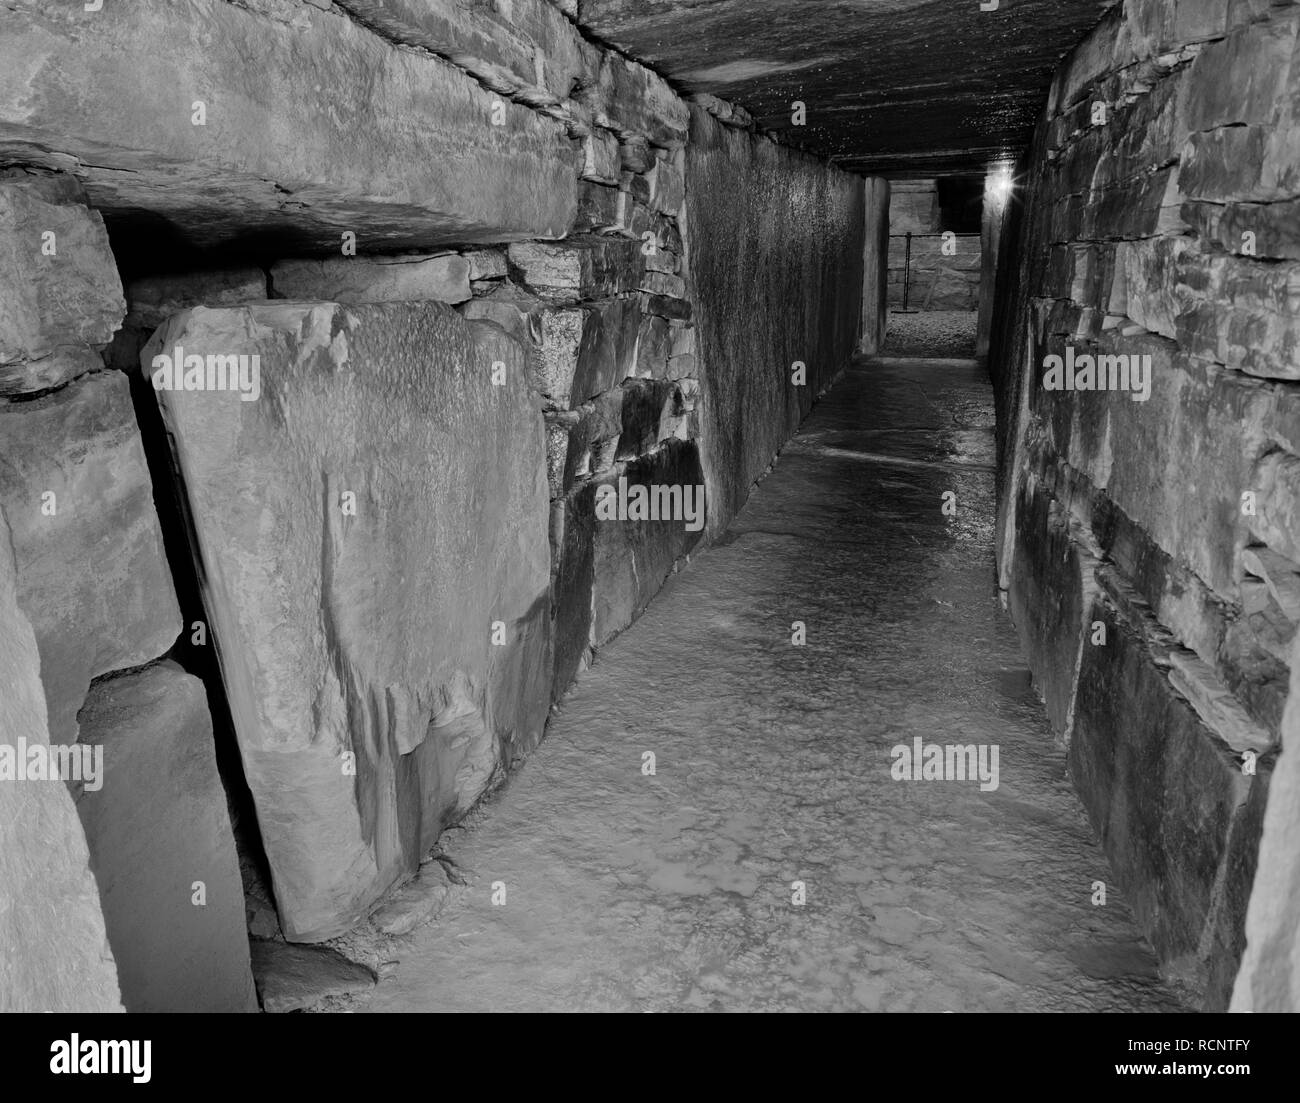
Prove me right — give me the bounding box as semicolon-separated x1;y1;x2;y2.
883;310;978;357
366;354;1192;1013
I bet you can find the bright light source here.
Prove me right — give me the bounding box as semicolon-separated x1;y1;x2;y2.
988;166;1014;203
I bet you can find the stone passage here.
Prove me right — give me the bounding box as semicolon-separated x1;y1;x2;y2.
0;0;867;1008
3;0;1300;1019
364;356;1189;1013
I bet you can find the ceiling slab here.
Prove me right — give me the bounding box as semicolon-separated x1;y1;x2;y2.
576;0;1115;176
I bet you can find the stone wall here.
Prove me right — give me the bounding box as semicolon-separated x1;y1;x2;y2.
988;0;1300;1010
862;179;892;355
0;507;122;1013
0;169;256;1011
687;107;866;536
0;0;873;1001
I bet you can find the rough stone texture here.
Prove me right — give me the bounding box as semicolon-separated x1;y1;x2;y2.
508;240;646;303
1008;474;1094;743
460;283;545;349
1037;333;1272;602
1070;593;1259;1008
0;169;125;396
271;254;471;305
337;0;594;108
590;441;706;644
889;181;941;234
987;0;1300;1007
463;282;661;415
368;863;452;936
464;248;509;283
0;371;182;745
535;306;588;405
108;266;272;376
147;301;551;941
127;268;269;330
364;356;1188;1015
554;391;623;494
0;509;122;1014
250;940;376;1013
572;297;642;402
686;106;865;536
1251;450;1300;566
0;0;580;261
74;660;257;1013
888;233;981;311
551;486;597;696
577;0;1114;175
334;0;687;149
583;130;622;184
860;178;890;355
615;380;684;461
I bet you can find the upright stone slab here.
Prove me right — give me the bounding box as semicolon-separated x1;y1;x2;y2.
146;301;551;940
686;106;865;536
0;170;125;396
0;510;121;1013
591;441;705;644
1009;474;1094;740
0;371;182;744
1070;594;1260;1004
75;661;257;1013
551;487;596;697
860;177;890;355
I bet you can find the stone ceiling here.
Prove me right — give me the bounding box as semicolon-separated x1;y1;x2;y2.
576;0;1116;177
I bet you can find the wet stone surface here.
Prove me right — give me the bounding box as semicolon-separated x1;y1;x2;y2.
365;354;1191;1013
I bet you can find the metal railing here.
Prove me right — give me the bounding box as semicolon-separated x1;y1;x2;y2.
888;232;979;313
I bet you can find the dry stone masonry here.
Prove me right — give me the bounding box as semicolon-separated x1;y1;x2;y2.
4;0;1300;1023
0;0;872;1009
988;0;1300;1011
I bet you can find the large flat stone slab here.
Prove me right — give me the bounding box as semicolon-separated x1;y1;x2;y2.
146;301;551;940
0;509;121;1013
590;441;705;644
686;108;864;535
0;371;182;744
0;0;579;257
1033;330;1273;601
1008;473;1095;742
270;254;471;305
551;488;596;697
75;660;257;1013
1070;591;1260;1006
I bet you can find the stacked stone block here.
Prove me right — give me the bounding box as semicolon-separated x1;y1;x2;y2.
0;170;256;1011
0;0;873;1002
989;0;1300;1009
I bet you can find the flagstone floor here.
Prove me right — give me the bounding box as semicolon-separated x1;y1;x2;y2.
363;354;1191;1013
